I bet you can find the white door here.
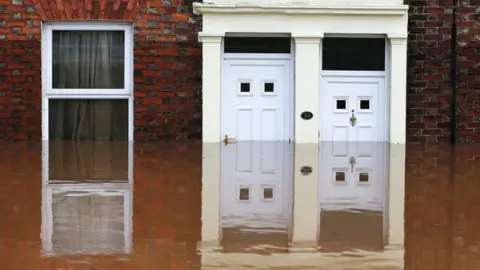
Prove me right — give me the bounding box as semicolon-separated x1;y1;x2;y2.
318;141;388;211
222;58;292;141
220;142;294;233
320;74;386;142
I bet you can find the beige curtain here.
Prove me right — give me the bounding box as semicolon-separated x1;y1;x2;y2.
49;30;128;140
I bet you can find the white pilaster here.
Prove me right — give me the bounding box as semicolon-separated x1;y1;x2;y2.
293;35;322;143
201;143;221;250
199;33;224;143
388;34;408;144
292;143;319;247
387;143;405;247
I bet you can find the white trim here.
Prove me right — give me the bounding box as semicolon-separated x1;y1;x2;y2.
41;21;134;141
196;2;408;143
194;4;409;16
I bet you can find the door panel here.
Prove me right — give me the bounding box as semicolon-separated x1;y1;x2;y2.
222;59;292;142
320;75;386;142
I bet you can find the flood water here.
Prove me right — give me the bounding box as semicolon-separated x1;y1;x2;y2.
0;140;478;269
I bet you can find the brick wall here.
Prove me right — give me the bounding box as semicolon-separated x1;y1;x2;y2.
408;0;480;143
0;0;202;140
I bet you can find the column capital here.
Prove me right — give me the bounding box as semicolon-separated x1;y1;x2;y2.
387;33;408;45
292;33;323;45
198;32;224;43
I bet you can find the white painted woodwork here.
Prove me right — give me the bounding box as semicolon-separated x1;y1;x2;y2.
195;1;408;143
222;57;292;141
320;73;387;142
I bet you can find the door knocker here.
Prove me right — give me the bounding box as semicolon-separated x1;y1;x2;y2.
350;110;357;127
349;156;356;173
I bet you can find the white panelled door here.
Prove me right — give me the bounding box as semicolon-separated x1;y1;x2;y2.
320;74;386;142
222;58;292;141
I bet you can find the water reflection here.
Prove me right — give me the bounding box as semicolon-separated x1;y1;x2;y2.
220;142;294;254
41;141;133;256
0;140;415;269
201;141;405;269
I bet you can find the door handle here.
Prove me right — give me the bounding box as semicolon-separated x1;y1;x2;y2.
350;110;357;127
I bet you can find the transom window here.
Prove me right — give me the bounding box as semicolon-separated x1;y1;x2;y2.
43;22;133;141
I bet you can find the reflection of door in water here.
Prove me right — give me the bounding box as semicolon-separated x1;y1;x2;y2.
319;142;388;211
220;142;294;252
318;142;389;252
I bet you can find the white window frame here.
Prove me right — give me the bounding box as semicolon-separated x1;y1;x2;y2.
41;21;134;141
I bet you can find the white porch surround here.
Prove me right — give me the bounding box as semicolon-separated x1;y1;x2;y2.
194;3;408;143
199;33;223;143
293;36;321;143
388;34;409;144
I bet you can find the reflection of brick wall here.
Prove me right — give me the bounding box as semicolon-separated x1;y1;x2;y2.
0;142;202;269
408;1;480;143
450;146;480;270
406;145;480;270
0;0;201;140
133;142;202;269
405;145;452;270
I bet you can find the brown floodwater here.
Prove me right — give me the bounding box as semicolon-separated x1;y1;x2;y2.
0;140;478;270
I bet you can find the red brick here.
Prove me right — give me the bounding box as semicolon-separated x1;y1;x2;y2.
408;3;480;143
1;0;201;141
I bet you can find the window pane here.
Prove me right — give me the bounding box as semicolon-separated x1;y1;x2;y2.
264;82;274;93
360;100;370;110
49;99;128;140
322;38;385;71
52;31;125;89
240;82;250;93
224;36;291;54
336;100;347;110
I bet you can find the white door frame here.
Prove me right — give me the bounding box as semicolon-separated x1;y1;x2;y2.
221;53;294;141
319;36;390;142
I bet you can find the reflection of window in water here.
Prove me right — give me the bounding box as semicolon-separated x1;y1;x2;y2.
48;141;129;182
51;189;126;254
239;187;250;201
